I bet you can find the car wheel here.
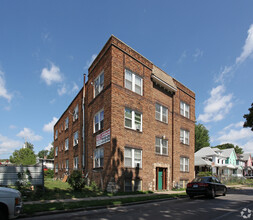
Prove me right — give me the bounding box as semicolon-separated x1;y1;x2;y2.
210;188;216;199
223;188;227;196
0;209;8;220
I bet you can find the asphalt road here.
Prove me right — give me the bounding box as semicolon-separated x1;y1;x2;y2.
20;188;253;220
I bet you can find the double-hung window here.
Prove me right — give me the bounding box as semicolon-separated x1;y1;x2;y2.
94;148;104;168
155;103;168;123
55;146;58;157
73;105;78;121
65;138;69;151
94;71;104;97
55;130;58;140
74;156;78;170
55;163;58;173
94;109;104;133
65;117;69;130
180;157;189;172
73;131;78;146
125;108;142;131
66;159;69;171
124;147;142;168
155;137;168;155
180;129;189;145
125;69;143;95
180;101;190;118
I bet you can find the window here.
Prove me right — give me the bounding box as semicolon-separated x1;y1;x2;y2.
55;163;58;173
155;137;168;155
180;157;189;172
55;130;58;140
66;159;69;171
180;101;190;118
65;117;69;130
180;129;189;145
94;148;104;168
94;109;104;133
94;71;104;97
124;179;142;192
65;138;69;151
73;105;78;121
155;103;168;123
124;147;142;168
125;108;142;131
73;131;78;146
55;146;58;157
125;69;143;95
74;156;79;170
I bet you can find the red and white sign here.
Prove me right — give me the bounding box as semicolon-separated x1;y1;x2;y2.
96;128;110;147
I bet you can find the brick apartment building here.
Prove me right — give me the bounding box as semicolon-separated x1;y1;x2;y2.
54;35;195;192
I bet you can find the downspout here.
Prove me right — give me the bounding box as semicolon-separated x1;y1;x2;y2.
82;74;86;169
172;92;174;188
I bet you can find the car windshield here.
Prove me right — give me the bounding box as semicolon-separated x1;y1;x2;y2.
192;177;212;183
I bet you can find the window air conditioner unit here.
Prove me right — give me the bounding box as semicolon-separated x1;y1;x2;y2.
136;124;141;131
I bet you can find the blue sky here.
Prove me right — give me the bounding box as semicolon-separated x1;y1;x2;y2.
1;1;253;159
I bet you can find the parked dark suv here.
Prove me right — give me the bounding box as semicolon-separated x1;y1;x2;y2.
186;176;227;199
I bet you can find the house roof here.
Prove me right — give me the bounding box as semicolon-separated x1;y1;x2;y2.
195;147;218;157
241;153;251;161
218;148;235;158
195;156;212;166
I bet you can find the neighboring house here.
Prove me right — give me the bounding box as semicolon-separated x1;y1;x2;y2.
241;153;253;176
54;35;195;192
195;147;240;178
236;154;245;177
39;158;54;170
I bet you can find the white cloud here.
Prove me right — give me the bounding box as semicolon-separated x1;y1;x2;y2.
224;121;244;131
236;24;253;64
43;117;58;133
193;48;203;61
0;134;22;156
45;142;53;151
17;128;42;141
41;63;63;85
217;128;253;143
0;69;12;102
241;140;253;154
177;51;187;64
72;82;79;93
57;84;67;96
84;54;97;69
198;85;233;123
9;125;17;130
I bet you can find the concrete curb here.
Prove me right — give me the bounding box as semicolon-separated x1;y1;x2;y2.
20;195;188;218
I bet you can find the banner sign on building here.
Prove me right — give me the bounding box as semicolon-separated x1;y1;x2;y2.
96;128;110;147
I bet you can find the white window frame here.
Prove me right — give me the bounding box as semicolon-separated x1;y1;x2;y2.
124;147;142;168
94;71;104;97
55;146;58;157
180;129;189;145
180;157;189;172
125;69;143;96
74;156;79;170
94;109;104;133
73;131;78;146
65;138;69;151
73;105;78;121
55;130;58;140
124;108;142;131
155;137;168;155
65;117;69;130
180;101;190;118
155;103;168;123
66;159;69;171
94;148;104;168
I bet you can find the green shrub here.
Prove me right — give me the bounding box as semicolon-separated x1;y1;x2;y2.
44;169;54;179
197;171;212;177
67;170;85;191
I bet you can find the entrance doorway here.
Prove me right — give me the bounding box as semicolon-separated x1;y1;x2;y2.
156;168;167;190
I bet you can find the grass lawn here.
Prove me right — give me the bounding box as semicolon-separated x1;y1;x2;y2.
23;192;187;215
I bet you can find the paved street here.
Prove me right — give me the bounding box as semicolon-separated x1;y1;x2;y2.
20;188;253;220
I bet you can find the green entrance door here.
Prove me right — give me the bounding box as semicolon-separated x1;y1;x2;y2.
158;169;163;190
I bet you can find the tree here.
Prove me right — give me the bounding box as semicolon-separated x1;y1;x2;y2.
195;123;210;152
243;103;253;131
24;142;34;151
214;143;244;154
47;147;54;159
9;147;36;165
37;150;48;159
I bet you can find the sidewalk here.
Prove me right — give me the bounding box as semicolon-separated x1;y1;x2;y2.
23;190;186;205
